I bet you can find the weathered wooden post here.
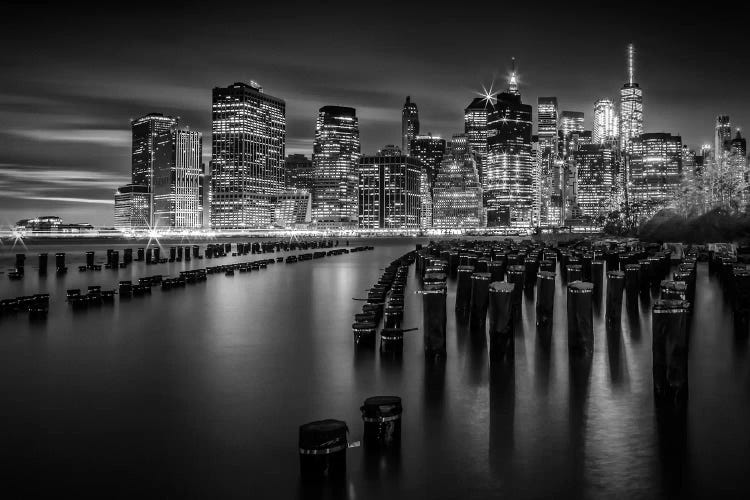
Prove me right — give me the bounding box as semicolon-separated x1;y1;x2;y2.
652;299;690;407
455;265;475;314
360;396;402;451
423;282;447;360
606;271;625;326
535;271;556;328
299;419;348;482
488;282;515;360
507;265;525;317
469;272;492;333
567;281;594;356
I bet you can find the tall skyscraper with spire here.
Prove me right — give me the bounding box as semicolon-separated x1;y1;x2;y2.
508;57;519;96
484;59;534;227
620;43;643;152
401;96;419;155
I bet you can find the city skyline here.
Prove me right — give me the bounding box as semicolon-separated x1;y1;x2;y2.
1;3;749;226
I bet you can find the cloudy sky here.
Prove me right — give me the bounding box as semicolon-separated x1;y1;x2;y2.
1;2;748;226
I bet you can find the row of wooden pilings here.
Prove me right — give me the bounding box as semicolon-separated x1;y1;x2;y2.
1;241;363;321
4;240;346;279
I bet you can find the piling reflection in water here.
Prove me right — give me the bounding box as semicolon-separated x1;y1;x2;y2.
489;281;515;360
652;299;690;409
567;281;594;357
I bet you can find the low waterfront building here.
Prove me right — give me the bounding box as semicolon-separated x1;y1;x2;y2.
114;184;152;230
272;190;312;227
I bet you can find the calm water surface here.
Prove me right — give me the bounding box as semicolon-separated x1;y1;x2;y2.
1;238;749;498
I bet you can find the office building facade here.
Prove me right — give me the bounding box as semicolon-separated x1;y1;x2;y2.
629;132;682;206
152;129;203;229
574;144;615;217
593;99;618;145
465;97;490;181
210;81;286;229
272;190;312;227
114;184;152;230
285;154;315;192
131;113;178;191
538;97;561;226
313;106;361;227
432;154;483;229
358;146;422;229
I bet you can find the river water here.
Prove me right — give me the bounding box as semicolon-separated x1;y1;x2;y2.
0;238;748;498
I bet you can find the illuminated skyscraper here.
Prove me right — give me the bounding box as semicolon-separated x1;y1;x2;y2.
730;129;747;158
432;152;482;229
410;134;446;181
537;97;558;150
593;99;619;145
562;130;592;218
410;134;446;229
484;65;534;228
358;146;422;229
313;105;361;227
715;115;732;153
210;81;286;229
729;130;749;209
573;144;615;217
559;111;585;158
131;113;178;191
629;133;682;207
620;44;643;152
538;97;561;226
449;133;470;158
715;115;733;169
402;96;419;155
465;97;490;181
152;129;203;228
682;145;697;177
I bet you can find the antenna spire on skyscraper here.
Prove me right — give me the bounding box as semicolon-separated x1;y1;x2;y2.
508;57;519;95
628;43;635;85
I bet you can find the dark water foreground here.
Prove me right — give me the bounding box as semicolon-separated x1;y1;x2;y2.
1;239;749;498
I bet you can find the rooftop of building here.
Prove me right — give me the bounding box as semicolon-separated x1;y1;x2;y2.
319;105;357;116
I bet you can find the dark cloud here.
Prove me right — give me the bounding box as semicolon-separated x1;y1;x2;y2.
1;1;748;225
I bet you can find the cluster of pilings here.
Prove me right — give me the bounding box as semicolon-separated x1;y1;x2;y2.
709;250;750;337
5;240;347;279
66;286;116;309
407;238;704;410
6;252;68;279
2;240;361;320
299;395;402;484
0;293;50;319
353;251;415;354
